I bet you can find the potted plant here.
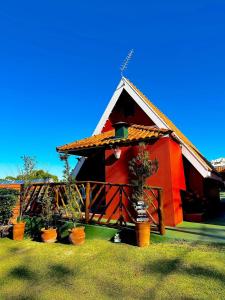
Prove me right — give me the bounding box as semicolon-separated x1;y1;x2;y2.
129;143;159;247
40;185;57;243
63;196;85;246
0;188;18;238
13;156;36;241
60;153;85;245
12;190;27;241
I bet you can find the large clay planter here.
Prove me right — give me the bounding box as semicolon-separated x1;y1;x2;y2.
135;222;150;247
13;222;26;241
41;228;57;243
69;227;85;245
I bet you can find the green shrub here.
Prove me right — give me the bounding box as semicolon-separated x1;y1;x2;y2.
0;189;18;225
57;221;74;240
23;216;44;239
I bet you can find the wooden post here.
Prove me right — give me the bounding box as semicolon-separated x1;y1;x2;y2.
85;182;91;224
55;187;59;209
158;189;165;235
119;186;123;226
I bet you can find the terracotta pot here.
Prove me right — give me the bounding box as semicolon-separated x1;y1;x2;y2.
135;222;150;247
41;228;57;243
13;222;26;241
69;226;85;245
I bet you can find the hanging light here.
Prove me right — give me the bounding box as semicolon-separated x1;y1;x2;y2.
113;146;121;159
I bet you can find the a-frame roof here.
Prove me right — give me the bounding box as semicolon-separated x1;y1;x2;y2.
73;77;219;180
124;78;214;172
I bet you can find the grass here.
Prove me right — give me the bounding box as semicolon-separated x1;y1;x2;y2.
1;234;225;299
58;223;118;241
166;221;225;244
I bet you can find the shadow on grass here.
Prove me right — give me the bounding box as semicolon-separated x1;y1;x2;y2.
8;246;21;253
47;263;78;280
4;261;79;298
167;226;225;242
119;228;136;246
144;256;225;282
144;258;181;275
10;266;37;280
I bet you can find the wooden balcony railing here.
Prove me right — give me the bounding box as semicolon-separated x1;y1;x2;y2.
21;181;165;235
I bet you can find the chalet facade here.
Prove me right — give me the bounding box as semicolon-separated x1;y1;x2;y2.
57;77;222;226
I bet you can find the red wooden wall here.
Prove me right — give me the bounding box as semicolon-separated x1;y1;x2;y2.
105;137;186;226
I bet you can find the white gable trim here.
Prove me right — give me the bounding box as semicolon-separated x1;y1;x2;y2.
94;79;125;134
181;145;210;178
73;77;218;180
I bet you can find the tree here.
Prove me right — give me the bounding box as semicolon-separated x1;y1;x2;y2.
4;176;17;181
18;155;37;221
19;155;37;184
24;170;58;182
1;156;59;183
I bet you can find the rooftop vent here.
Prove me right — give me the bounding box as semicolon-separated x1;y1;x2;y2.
113;122;130;139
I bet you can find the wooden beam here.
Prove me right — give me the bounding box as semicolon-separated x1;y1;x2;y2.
85;182;91;223
158;189;165;235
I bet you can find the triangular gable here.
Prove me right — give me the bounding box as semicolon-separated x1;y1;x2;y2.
74;77;219;180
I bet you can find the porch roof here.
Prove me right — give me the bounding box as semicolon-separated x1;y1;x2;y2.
56;124;171;154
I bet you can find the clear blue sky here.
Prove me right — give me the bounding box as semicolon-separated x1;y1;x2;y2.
0;1;224;179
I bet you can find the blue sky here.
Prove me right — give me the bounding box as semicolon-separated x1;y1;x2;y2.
0;1;224;179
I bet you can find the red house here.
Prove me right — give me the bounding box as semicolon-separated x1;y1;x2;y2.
57;77;222;226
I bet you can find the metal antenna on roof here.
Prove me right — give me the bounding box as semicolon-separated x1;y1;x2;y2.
120;49;134;77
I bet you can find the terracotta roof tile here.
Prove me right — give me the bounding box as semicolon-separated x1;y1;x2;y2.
57;125;170;152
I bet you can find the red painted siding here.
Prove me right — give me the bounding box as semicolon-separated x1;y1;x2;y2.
101;91;154;133
105;137;186;226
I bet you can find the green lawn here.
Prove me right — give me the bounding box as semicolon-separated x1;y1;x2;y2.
1;235;225;299
166;221;225;244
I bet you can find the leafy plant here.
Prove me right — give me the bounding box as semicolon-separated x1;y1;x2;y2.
60;153;80;227
129;143;159;204
23;216;44;239
0;189;18;225
18;155;36;222
39;185;55;229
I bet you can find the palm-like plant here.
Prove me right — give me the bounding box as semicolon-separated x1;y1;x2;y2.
129;143;159;206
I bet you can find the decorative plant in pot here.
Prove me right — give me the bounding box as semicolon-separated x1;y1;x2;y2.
0;188;18;238
129;143;159;247
39;185;57;243
13;155;36;241
60;153;85;245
